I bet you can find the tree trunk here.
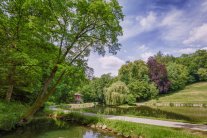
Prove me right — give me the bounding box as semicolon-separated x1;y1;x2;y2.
6;85;14;102
19;65;60;123
5;66;16;102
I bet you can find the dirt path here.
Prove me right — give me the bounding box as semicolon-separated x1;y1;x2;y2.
50;107;207;132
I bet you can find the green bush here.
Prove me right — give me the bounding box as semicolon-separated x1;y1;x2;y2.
128;81;158;101
126;94;136;105
197;68;207;81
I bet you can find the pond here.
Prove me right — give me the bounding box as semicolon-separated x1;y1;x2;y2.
71;106;207;124
0;118;118;138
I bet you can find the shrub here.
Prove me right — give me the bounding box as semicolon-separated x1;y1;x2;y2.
197;68;207;81
126;94;136;105
128;81;158;101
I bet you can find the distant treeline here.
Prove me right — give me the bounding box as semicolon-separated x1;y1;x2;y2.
80;50;207;105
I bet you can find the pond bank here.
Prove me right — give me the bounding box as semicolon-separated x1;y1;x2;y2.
49;106;207;131
136;102;207;107
1;117;117;138
60;112;206;138
55;109;207;132
68;105;207;124
51;102;97;109
0;100;28;131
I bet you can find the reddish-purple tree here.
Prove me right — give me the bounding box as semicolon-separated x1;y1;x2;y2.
147;57;171;94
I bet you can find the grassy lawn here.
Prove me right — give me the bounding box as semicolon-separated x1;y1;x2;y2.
155;106;207;124
142;82;207;104
0;100;28;131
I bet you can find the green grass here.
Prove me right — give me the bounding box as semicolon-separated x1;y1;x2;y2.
62;112;206;138
155;106;207;124
0;100;28;131
143;82;207;104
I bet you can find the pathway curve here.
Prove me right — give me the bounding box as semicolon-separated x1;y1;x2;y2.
49;106;207;132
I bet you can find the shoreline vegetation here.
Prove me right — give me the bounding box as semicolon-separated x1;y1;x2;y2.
60;112;206;138
0;100;28;131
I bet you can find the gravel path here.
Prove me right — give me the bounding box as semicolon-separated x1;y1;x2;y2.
50;107;207;132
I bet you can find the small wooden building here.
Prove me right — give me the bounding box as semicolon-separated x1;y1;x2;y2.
74;93;82;103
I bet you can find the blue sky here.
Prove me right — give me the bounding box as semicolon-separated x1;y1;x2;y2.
88;0;207;77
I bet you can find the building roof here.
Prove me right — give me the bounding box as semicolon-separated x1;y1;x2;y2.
74;93;82;96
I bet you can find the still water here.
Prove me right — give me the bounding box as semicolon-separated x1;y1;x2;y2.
73;106;207;124
1;118;117;138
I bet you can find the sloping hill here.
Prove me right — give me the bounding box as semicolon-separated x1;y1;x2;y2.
142;82;207;104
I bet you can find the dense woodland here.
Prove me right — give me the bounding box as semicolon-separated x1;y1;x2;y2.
0;0;207;119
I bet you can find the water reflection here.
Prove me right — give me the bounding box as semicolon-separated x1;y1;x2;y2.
1;118;116;138
75;106;207;123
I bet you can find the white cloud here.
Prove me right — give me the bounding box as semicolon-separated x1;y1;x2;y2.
119;9;190;42
161;10;183;26
119;12;157;42
160;9;189;41
99;56;125;69
183;23;207;45
201;47;207;50
137;44;148;51
127;56;135;61
88;54;125;77
140;52;154;61
202;1;207;12
177;48;196;54
139;12;157;30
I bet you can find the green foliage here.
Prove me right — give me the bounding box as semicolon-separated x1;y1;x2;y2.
118;62;133;84
176;50;207;83
0;100;28;130
64;112;100;125
80;74;114;103
167;63;189;91
118;60;158;102
0;0;124;114
49;65;87;104
104;81;129;105
128;81;158;101
197;68;207;81
118;60;149;84
126;94;136;105
155;51;176;64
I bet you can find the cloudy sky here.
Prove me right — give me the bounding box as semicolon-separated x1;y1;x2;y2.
88;0;207;77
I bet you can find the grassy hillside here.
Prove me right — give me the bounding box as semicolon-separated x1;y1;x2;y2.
143;82;207;104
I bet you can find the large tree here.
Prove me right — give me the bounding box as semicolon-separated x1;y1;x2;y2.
0;0;54;102
147;57;170;94
16;0;123;121
104;81;129;106
167;63;189;91
118;60;149;84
